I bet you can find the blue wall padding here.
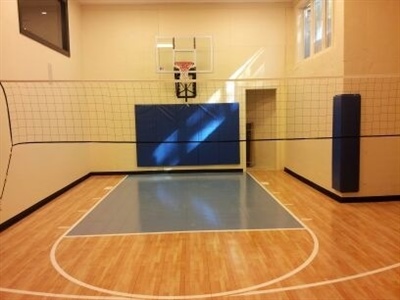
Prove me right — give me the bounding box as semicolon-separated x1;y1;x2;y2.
135;103;240;166
332;94;361;192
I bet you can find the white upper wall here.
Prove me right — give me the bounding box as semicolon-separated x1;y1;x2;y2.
80;3;290;80
0;0;82;80
284;0;400;197
0;1;292;80
0;0;86;225
286;0;344;77
344;0;400;75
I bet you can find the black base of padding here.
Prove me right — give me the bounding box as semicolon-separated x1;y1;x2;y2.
332;94;361;193
285;168;399;203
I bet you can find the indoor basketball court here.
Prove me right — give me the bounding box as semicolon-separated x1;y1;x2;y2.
0;0;399;299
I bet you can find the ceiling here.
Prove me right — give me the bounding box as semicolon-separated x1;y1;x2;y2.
77;0;292;5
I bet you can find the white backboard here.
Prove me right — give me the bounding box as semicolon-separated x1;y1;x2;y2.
156;35;213;73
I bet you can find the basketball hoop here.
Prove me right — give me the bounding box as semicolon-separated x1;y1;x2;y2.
174;61;196;83
174;61;197;101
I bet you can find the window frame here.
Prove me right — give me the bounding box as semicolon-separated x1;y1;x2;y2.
17;0;70;57
313;0;324;54
303;3;312;59
298;0;332;60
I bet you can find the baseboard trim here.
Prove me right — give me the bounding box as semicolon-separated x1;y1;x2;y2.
91;168;244;176
0;173;91;232
284;168;400;203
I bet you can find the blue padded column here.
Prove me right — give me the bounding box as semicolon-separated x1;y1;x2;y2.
332;94;361;192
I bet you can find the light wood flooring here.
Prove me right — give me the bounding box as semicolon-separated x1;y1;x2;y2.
0;170;399;300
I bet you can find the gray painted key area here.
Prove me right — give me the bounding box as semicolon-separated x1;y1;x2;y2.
68;172;302;236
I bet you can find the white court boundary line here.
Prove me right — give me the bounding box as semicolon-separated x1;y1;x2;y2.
0;288;136;300
1;263;399;299
65;227;305;239
1;173;398;299
236;262;400;296
48;173;320;299
50;231;318;300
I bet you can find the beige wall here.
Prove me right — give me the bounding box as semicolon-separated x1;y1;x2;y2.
0;1;291;224
80;3;289;80
286;0;345;77
344;0;400;75
284;1;345;194
343;0;400;196
0;86;12;211
80;2;290;172
284;0;400;197
0;0;88;224
0;144;89;223
0;0;82;80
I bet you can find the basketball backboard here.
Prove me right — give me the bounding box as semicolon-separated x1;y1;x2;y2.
155;35;213;73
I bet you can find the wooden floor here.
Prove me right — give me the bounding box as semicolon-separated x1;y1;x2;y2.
0;170;399;300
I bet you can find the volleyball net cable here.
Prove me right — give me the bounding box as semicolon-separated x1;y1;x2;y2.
2;76;399;145
0;76;399;201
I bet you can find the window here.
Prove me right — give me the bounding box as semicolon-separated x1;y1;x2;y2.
314;0;323;53
325;0;333;47
18;0;70;56
299;0;332;59
303;4;311;58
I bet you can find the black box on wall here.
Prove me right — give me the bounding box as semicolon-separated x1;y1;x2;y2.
332;94;361;192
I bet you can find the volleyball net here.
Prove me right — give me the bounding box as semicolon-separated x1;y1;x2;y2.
1;76;399;147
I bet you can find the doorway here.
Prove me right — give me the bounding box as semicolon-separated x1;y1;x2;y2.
245;89;278;169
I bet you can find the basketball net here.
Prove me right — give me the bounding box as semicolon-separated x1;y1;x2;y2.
174;61;195;83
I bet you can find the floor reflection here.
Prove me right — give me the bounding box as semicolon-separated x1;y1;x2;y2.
68;172;302;236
